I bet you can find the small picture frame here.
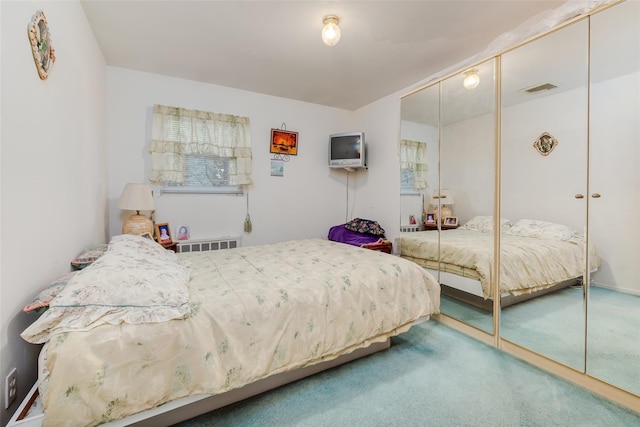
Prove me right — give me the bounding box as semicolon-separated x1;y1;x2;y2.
177;225;190;241
139;232;153;240
444;216;459;227
155;223;172;244
425;212;436;225
270;129;299;156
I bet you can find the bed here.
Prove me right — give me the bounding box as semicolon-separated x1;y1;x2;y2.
19;234;440;427
396;217;599;309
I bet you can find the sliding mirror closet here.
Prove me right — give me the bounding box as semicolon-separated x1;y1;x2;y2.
399;0;639;400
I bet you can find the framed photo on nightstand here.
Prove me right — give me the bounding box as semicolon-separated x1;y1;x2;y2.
443;216;459;227
155;223;172;245
425;212;436;225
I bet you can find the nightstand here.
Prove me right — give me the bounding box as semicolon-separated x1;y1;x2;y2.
424;224;458;230
362;239;392;253
162;242;178;252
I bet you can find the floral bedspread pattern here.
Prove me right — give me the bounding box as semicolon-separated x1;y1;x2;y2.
398;229;599;299
29;238;439;427
22;234;191;344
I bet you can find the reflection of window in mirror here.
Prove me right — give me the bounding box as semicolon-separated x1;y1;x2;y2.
400;169;416;194
400;139;428;194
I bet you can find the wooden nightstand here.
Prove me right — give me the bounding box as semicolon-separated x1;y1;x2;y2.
162;242;178;252
362;239;392;253
424;223;458;231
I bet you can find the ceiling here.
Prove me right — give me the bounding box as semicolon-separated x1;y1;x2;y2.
79;0;568;111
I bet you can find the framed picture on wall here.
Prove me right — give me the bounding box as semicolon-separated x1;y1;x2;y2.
177;225;190;241
270;129;298;155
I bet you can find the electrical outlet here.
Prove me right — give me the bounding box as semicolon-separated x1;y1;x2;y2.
5;368;17;409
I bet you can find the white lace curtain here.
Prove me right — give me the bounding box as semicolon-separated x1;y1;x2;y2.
400;139;428;189
149;104;253;186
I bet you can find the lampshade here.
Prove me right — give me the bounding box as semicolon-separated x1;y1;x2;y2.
322;15;341;46
431;189;455;223
463;69;480;90
431;189;455;206
117;183;155;235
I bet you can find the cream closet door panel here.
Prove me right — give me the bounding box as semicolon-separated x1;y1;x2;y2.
587;0;640;396
499;19;589;371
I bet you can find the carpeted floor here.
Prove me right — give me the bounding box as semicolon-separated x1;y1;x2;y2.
441;285;640;396
174;320;640;426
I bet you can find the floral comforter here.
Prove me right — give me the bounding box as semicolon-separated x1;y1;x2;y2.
23;237;439;427
22;235;191;343
398;229;599;299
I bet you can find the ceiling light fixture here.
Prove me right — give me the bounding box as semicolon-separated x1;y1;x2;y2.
322;15;341;46
463;69;480;90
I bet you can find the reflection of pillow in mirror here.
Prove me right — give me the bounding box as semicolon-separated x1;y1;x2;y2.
461;216;512;233
505;219;577;241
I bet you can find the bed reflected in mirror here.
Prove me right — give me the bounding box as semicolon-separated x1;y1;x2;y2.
399;59;497;335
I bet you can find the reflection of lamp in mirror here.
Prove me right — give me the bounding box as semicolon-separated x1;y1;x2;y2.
321;15;341;46
431;189;455;223
463;69;480;89
117;183;155;235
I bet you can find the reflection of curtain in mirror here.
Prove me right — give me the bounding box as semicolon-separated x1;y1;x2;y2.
400;139;428;190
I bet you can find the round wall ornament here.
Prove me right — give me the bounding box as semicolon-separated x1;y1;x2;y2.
533;132;558;156
27;10;56;80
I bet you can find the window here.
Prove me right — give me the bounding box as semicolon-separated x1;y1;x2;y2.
149;105;252;193
400;139;428;194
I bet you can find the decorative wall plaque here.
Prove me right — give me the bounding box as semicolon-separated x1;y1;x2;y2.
533;132;558;156
28;10;56;80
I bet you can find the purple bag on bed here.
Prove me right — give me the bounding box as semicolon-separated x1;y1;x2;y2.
328;218;387;247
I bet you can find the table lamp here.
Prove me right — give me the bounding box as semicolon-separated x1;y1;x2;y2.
431;189;455;223
116;183;155;235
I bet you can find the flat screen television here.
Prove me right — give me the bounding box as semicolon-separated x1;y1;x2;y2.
328;132;366;169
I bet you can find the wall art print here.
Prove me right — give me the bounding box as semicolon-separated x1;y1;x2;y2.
270;129;298;156
28;10;56;80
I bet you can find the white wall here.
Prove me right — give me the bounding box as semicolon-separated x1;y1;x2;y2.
106;67;359;247
347;94;404;244
588;72;639;293
0;1;107;423
501;87;588;230
441;113;495;224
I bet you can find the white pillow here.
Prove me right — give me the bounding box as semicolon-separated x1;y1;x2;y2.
461;216;512;233
505;219;577;241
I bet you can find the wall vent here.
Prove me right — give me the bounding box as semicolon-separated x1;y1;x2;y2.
522;82;558;93
176;237;241;253
400;225;420;233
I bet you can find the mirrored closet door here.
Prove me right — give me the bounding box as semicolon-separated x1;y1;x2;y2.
439;59;497;334
499;19;589;372
587;0;640;396
399;59;497;335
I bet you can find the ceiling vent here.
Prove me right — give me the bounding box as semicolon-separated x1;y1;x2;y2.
522;83;558;93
